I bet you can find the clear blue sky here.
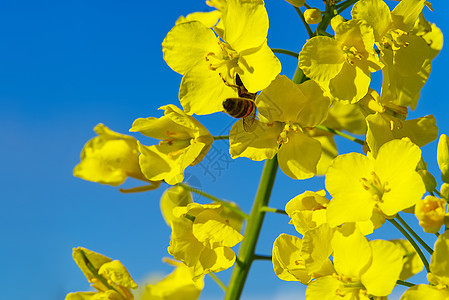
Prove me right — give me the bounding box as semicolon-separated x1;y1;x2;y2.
1;1;448;299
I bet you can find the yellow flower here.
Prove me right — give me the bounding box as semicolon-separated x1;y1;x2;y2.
306;224;403;299
325;138;425;227
401;231;449;299
272;229;334;284
162;0;281;115
168;203;243;280
74;124;160;191
352;0;443;109
360;89;438;157
66;247;137;300
415;196;446;234
130;105;213;185
229;75;330;179
140;258;203;300
298;16;383;104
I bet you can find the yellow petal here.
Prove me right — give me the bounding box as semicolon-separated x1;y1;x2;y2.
192;209;243;248
325;153;376;226
401;285;449;300
351;0;393;41
72;247;112;282
229;119;282;161
222;0;268;52
238;42;281;93
361;240;403;296
277;132;321;180
162;21;220;75
328;61;371;104
314;135;338;176
168;219;204;268
272;234;312;284
391;0;426;32
430;230;449;286
179;64;236;115
160;186;193;227
98;260;138;290
301;224;334;274
374;139;425;216
299;36;345;83
141;258;203;300
332;224;371;278
176;10;221;28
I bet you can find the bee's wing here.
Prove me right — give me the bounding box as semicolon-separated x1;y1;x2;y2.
242;106;257;132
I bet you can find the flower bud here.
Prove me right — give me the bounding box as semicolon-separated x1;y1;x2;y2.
415;196;446;233
418;170;437;193
437;134;449;183
441;183;449;200
304;8;322;24
284;0;305;7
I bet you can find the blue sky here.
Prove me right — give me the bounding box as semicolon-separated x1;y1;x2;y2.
1;1;448;299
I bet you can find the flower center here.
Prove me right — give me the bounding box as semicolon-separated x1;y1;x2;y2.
277;122;302;145
360;171;390;202
341;45;364;65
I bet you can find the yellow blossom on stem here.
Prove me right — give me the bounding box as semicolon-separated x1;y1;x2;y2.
139;258;204;300
130;105;213;185
74;124;155;188
168;203;243;280
162;0;281;115
306;224;403;299
325;138;425;227
66;247;137;300
229;75;330;179
299;16;383;103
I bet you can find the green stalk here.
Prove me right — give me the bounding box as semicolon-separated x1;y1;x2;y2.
259;206;287;215
396;214;433;255
388;219;430;273
176;183;249;220
396;280;415;287
224;157;279;300
214;135;229;140
271;48;299;59
315;125;365;145
337;0;359;14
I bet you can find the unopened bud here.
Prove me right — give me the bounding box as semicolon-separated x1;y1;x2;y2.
418;170;437;193
284;0;305;7
437;134;449;183
415;196;446;233
304;8;322;24
440;183;449;200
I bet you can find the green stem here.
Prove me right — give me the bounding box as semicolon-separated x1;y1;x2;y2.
208;272;227;292
434;189;445;200
337;0;359;14
315;125;365;145
303;3;311;9
214;135;229;140
271;48;299;59
396;214;433;255
388;219;430;273
176;183;249;220
316;1;336;36
253;254;272;261
294;6;314;38
396;280;415;287
224;157;279;300
259;206;287;215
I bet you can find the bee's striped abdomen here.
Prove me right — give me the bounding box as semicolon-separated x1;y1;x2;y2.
223;98;255;118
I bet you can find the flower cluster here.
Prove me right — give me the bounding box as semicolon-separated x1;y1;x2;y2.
68;0;448;299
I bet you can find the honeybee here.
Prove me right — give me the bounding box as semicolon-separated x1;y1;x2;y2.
223;75;257;132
